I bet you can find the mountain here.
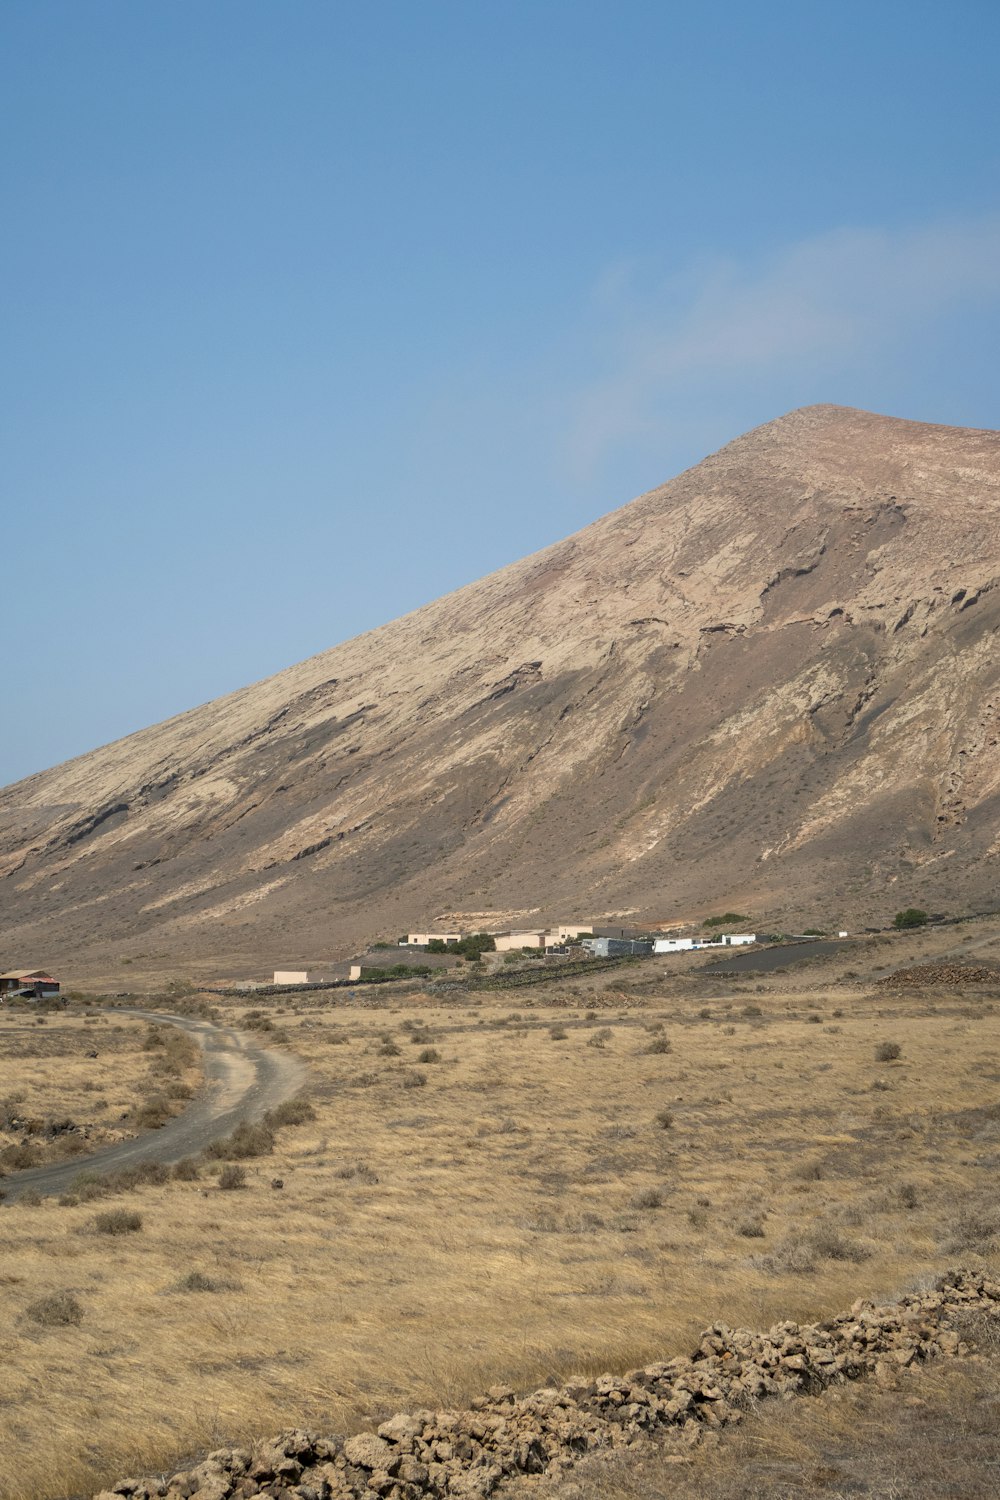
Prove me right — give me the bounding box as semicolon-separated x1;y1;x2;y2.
2;405;999;983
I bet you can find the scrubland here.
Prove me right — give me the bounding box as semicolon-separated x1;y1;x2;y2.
0;939;998;1500
0;1011;201;1174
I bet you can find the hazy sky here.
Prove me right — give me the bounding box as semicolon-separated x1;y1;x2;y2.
3;1;999;785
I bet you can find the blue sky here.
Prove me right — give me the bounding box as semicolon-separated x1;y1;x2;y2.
3;0;999;785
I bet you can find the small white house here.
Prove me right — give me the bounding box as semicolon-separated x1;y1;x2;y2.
720;933;756;946
654;937;696;954
405;932;462;947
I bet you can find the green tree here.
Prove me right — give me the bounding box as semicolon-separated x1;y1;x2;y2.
894;908;928;929
448;932;497;958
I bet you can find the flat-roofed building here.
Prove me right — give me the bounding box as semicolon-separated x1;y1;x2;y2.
654;937;696;953
581;937;653;958
493;930;547;952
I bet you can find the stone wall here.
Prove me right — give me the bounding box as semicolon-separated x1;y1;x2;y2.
95;1269;999;1500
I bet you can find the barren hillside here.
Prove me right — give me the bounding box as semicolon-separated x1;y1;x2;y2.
2;404;999;981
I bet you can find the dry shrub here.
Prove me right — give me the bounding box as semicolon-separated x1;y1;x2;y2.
654;1108;674;1129
135;1094;173;1129
336;1162;379;1184
1;1143;42;1171
93;1209;142;1235
644;1035;672;1054
217;1164;246;1190
793;1159;824;1182
263;1096;316;1128
757;1223;872;1273
734;1214;766;1239
171;1157;200;1181
875;1040;903;1062
417;1047;442;1064
942;1203;1000;1252
630;1187;664;1210
69;1162;169;1203
205;1120;275;1160
25;1291;83;1327
241;1010;274;1032
402;1070;427;1089
172;1270;241;1293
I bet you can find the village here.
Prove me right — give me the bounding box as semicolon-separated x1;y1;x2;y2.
271;919;762;987
0;918;865;1003
0;918;866;1001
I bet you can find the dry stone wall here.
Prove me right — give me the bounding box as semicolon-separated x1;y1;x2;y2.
93;1270;999;1500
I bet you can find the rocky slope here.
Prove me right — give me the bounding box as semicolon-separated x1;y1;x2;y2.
2;405;999;981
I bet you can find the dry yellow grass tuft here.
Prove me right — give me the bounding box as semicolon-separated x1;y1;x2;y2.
0;968;998;1500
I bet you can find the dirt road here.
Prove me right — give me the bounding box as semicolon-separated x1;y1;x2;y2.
1;1009;306;1202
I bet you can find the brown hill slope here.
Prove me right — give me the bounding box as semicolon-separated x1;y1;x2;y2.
2;404;999;981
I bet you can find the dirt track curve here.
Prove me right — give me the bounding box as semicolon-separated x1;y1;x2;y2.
1;1009;307;1202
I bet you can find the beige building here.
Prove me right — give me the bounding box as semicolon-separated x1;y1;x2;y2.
273;970;311;985
493;930;547;952
548;923;593;942
406;931;462;947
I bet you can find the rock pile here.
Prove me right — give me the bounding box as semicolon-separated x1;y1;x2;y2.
94;1270;999;1500
877;963;1000;987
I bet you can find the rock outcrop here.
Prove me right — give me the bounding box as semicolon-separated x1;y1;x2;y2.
90;1269;1000;1500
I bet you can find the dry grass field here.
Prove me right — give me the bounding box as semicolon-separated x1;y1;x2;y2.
0;1011;201;1175
0;926;999;1499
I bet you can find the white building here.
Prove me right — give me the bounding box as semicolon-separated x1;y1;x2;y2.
405;932;462;947
654;937;696;953
720;933;756;946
